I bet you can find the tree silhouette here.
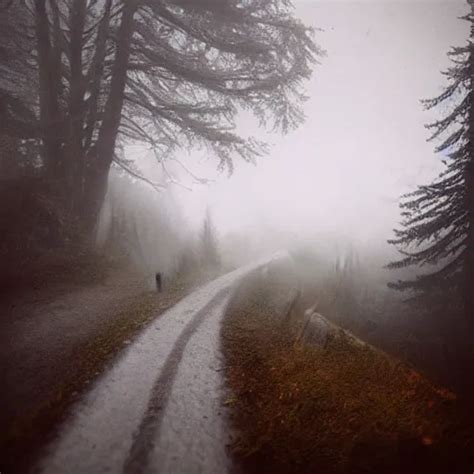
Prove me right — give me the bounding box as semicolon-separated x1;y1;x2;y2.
2;0;321;235
200;208;220;269
389;2;474;325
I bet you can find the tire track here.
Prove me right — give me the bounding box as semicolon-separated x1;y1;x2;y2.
123;287;231;474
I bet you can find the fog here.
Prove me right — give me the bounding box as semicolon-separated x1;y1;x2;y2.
157;0;468;263
5;2;474;471
95;0;470;304
92;0;470;304
97;168;187;280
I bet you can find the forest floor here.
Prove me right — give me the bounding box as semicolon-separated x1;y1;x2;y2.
0;256;194;474
222;271;474;474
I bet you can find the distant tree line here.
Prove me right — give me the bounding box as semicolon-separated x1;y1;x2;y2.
0;0;319;240
200;208;220;270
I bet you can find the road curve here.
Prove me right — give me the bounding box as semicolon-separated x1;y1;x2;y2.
38;255;291;474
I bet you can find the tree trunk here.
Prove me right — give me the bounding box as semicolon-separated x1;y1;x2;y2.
82;0;138;233
35;0;63;177
66;0;88;213
84;0;113;153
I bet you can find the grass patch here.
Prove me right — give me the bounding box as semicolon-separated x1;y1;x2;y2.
222;273;474;474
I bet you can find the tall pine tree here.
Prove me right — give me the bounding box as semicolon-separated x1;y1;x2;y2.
388;1;474;325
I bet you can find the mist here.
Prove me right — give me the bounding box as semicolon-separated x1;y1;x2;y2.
2;1;474;472
118;0;466;271
204;1;467;251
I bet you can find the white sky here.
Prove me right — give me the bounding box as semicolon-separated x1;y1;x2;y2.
168;0;469;250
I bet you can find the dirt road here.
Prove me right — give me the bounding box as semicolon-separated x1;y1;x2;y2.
0;270;188;473
37;255;291;474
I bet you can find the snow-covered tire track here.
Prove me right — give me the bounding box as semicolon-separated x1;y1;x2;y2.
38;255;290;474
123;287;231;474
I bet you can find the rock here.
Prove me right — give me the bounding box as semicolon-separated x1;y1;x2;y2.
281;287;302;327
296;311;332;348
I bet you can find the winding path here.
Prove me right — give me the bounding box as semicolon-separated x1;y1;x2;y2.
39;254;291;474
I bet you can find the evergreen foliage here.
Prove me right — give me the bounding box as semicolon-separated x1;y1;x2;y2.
388;3;474;321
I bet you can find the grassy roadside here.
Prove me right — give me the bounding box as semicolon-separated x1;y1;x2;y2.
0;249;112;303
1;278;191;474
221;272;474;474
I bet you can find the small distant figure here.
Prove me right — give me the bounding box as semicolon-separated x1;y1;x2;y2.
155;272;162;292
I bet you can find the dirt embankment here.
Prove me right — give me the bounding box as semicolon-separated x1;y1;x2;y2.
221;271;474;474
0;260;192;474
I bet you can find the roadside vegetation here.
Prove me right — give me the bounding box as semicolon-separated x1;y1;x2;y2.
222;270;474;474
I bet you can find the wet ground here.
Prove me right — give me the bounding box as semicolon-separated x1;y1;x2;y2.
36;256;290;474
0;270;190;473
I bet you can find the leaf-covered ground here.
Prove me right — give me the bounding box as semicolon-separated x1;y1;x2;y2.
222;272;474;474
